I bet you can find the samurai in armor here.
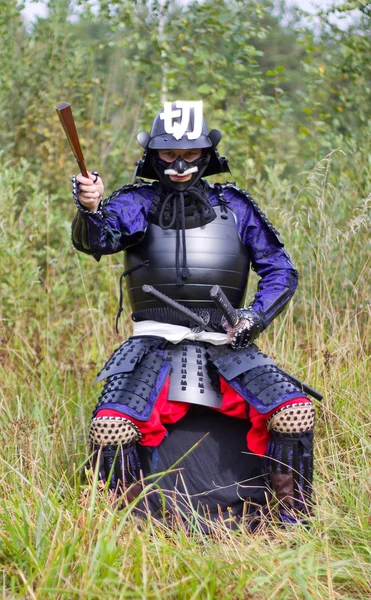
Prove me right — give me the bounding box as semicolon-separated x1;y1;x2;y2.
72;101;317;526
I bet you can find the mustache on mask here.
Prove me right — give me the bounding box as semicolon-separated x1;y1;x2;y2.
164;166;199;176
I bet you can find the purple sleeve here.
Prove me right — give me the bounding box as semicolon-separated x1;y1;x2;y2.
72;187;154;261
222;188;298;329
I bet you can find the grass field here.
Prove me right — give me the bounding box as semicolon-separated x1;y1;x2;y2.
0;151;370;599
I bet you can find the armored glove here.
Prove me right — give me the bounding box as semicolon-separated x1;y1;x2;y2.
226;308;262;349
89;416;142;496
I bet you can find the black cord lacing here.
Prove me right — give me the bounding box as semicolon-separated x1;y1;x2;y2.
214;183;230;215
159;186;213;286
115;183;217;329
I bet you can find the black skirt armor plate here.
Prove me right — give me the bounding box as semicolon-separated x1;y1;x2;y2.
164;344;223;408
93;338;308;420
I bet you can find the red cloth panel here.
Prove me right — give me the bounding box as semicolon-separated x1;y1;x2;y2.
95;375;312;454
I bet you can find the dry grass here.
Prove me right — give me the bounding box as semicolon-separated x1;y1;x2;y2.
0;152;370;598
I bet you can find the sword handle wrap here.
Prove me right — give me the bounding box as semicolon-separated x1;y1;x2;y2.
142;285;213;331
209;285;239;328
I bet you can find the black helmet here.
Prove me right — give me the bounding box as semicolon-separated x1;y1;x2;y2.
135;101;230;191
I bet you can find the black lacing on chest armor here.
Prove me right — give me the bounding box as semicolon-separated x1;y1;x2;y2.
213;182;230;216
150;183;216;286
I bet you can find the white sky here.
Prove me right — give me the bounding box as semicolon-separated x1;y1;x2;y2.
288;0;333;10
23;1;46;20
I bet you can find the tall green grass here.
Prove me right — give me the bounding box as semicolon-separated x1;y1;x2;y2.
0;151;370;598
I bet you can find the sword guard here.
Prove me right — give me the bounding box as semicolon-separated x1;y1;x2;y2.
190;309;210;333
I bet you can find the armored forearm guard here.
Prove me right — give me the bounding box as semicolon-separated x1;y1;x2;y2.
71;174;103;254
255;286;295;331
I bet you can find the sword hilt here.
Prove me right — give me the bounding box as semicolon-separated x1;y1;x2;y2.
142;285;214;332
209;285;239;328
209;287;323;400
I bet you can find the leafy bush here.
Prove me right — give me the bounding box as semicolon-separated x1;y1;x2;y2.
0;0;370;597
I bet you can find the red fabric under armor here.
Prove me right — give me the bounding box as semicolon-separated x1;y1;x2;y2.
95;376;311;456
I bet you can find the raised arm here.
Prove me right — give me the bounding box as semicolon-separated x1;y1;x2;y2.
75;172;105;213
71;174;154;260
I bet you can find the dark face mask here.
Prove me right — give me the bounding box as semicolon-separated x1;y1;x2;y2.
151;151;211;192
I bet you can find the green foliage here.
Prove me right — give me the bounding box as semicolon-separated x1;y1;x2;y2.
0;0;371;597
1;0;370;187
1;154;370;599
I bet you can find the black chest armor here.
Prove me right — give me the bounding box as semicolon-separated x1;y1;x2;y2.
124;191;250;328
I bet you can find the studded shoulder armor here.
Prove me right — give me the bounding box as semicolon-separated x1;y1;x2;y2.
101;180;154;213
215;183;284;247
